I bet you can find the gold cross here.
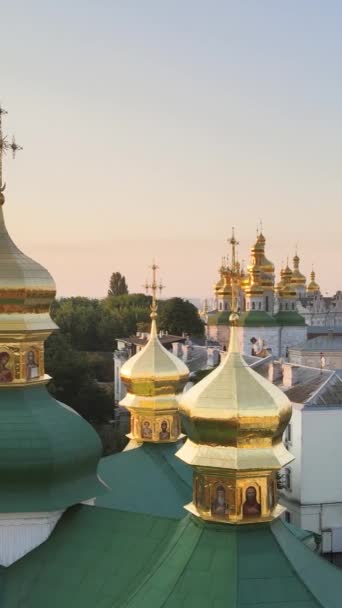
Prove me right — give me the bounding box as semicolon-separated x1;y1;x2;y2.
143;261;164;315
0;105;23;195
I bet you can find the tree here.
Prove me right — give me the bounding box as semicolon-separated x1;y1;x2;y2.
108;272;128;296
158;298;204;337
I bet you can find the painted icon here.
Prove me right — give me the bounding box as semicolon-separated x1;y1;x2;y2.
0;351;12;382
159;419;170;440
243;486;261;517
211;484;229;517
141;420;152;439
26;349;39;380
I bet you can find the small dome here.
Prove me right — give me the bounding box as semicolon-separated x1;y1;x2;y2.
291;253;306;286
120;319;189;396
307;269;320;294
0;206;56;330
0;385;106;512
179;322;291;467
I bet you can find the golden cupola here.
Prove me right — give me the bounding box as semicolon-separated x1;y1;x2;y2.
246;230;275;295
291;251;306;289
307;267;320;295
177;311;293;524
0;106;57;386
120;263;189;444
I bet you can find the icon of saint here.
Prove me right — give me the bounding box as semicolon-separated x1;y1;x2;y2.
243;486;261;517
211;485;229;517
159;420;170;440
0;351;13;383
141;420;152;439
26;350;39;380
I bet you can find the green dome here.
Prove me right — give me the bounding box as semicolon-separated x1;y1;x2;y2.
0;384;107;512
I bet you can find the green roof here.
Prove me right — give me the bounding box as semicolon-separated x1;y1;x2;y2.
207;312;230;326
0;385;106;511
273;311;306;326
3;506;342;607
96;441;192;518
236;311;277;327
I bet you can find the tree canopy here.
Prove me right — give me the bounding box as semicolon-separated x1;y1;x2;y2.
158;297;204;337
108;272;128;296
50;294;204;352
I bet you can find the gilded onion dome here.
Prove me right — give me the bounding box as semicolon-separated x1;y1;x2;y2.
246;231;275;296
120;263;189;443
0;106;106;515
307;267;320;294
120;316;189;398
0;205;56;332
291;252;306;287
177;312;293;524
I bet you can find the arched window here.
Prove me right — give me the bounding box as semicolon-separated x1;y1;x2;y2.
252;302;255;310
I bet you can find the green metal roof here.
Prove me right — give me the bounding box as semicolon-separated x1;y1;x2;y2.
0;385;106;511
273;311;306;326
3;506;342;607
236;311;277;327
207;312;230;326
96;441;192;518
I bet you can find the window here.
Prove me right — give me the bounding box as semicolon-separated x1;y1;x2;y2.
286;423;292;443
285;468;292;491
265;295;269;312
224;302;228;311
258;302;262;310
285;511;291;523
292;302;295;310
252;302;255;310
285;303;289;310
219;302;223;311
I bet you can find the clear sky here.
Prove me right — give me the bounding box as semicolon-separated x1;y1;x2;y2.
1;1;341;299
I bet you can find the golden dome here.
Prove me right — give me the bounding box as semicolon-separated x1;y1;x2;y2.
0;205;56;332
307;268;320;294
291;253;306;287
178;321;292;469
120;317;189;398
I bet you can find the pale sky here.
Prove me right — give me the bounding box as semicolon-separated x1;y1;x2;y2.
1;1;341;299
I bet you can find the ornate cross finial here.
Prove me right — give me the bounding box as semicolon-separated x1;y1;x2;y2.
228;226;239;273
0;105;23;202
144;260;164;318
228;227;240;314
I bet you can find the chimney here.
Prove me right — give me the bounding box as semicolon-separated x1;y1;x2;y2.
282;363;300;388
268;361;283;383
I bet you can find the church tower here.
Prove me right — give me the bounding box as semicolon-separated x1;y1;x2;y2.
290;250;307;296
177;305;293;523
307;266;320;296
120;262;189;445
0;107;106;566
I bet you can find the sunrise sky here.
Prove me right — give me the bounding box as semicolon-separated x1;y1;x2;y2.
1;1;341;299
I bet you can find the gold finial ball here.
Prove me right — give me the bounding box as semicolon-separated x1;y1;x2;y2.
229;312;239;323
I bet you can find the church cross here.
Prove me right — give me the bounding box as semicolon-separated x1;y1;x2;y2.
0;105;23;194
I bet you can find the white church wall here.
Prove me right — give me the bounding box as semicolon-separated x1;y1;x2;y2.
0;510;63;567
237;327;280;357
301;408;342;504
280;326;307;357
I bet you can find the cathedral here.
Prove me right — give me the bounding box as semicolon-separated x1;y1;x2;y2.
206;229;321;355
0;107;341;607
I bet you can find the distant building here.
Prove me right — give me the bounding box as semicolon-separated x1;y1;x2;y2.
205;230;307;356
255;358;342;552
288;335;342;370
